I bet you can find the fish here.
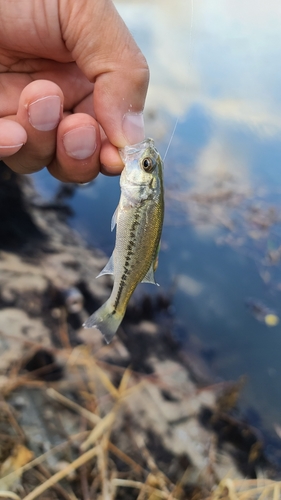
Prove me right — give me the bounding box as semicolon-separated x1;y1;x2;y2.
83;138;164;343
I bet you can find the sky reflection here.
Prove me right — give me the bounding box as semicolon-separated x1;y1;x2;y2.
118;0;281;138
31;0;281;441
116;0;281;438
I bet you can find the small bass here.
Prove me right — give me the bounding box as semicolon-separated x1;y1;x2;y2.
83;138;164;343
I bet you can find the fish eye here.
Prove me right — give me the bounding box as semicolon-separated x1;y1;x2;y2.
141;157;155;173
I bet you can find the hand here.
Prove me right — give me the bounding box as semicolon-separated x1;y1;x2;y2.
0;0;149;182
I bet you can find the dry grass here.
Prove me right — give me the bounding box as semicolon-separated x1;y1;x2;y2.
0;327;184;499
0;322;280;500
210;478;281;500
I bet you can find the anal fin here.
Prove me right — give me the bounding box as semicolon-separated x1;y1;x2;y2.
96;253;114;278
141;261;159;286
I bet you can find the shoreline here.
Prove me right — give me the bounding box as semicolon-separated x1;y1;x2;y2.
0;161;279;498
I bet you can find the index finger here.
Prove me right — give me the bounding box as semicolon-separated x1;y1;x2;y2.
59;0;149;148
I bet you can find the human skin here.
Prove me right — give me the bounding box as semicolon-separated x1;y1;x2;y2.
0;0;149;182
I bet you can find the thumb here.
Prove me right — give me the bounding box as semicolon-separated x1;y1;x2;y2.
59;0;149;148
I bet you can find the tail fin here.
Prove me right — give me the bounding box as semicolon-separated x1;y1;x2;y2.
83;300;123;344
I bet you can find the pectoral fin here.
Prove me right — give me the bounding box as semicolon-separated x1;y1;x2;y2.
96;253;114;278
141;261;159;286
111;205;119;232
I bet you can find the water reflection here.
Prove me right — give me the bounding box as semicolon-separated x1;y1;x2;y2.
32;0;281;437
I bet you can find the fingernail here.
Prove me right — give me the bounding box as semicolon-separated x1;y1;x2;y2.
0;143;24;157
0;143;24;149
122;112;145;144
28;95;61;131
63;126;97;159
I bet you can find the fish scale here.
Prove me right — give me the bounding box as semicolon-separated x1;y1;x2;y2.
83;138;164;343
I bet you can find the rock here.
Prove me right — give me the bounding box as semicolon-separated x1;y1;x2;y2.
137;320;159;335
0;308;51;373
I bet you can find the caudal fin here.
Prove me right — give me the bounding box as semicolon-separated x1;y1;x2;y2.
83;300;123;344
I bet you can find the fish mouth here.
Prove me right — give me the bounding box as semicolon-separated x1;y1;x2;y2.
125;179;148;187
121;172;154;188
120;138;154;155
119;138;155;162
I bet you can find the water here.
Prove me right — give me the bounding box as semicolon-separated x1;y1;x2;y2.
32;0;281;437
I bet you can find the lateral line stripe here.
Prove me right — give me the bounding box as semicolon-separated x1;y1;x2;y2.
113;206;141;311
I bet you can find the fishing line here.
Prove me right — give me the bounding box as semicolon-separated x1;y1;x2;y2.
163;0;194;163
163;117;179;161
189;0;194;66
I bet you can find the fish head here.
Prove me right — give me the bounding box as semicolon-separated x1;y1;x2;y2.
119;138;163;189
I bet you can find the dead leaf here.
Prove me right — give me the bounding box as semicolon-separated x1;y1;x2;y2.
0;444;33;491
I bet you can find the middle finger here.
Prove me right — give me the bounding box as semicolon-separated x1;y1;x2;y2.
4;79;63;174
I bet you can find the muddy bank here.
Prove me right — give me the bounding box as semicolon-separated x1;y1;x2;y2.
0;161;279;499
